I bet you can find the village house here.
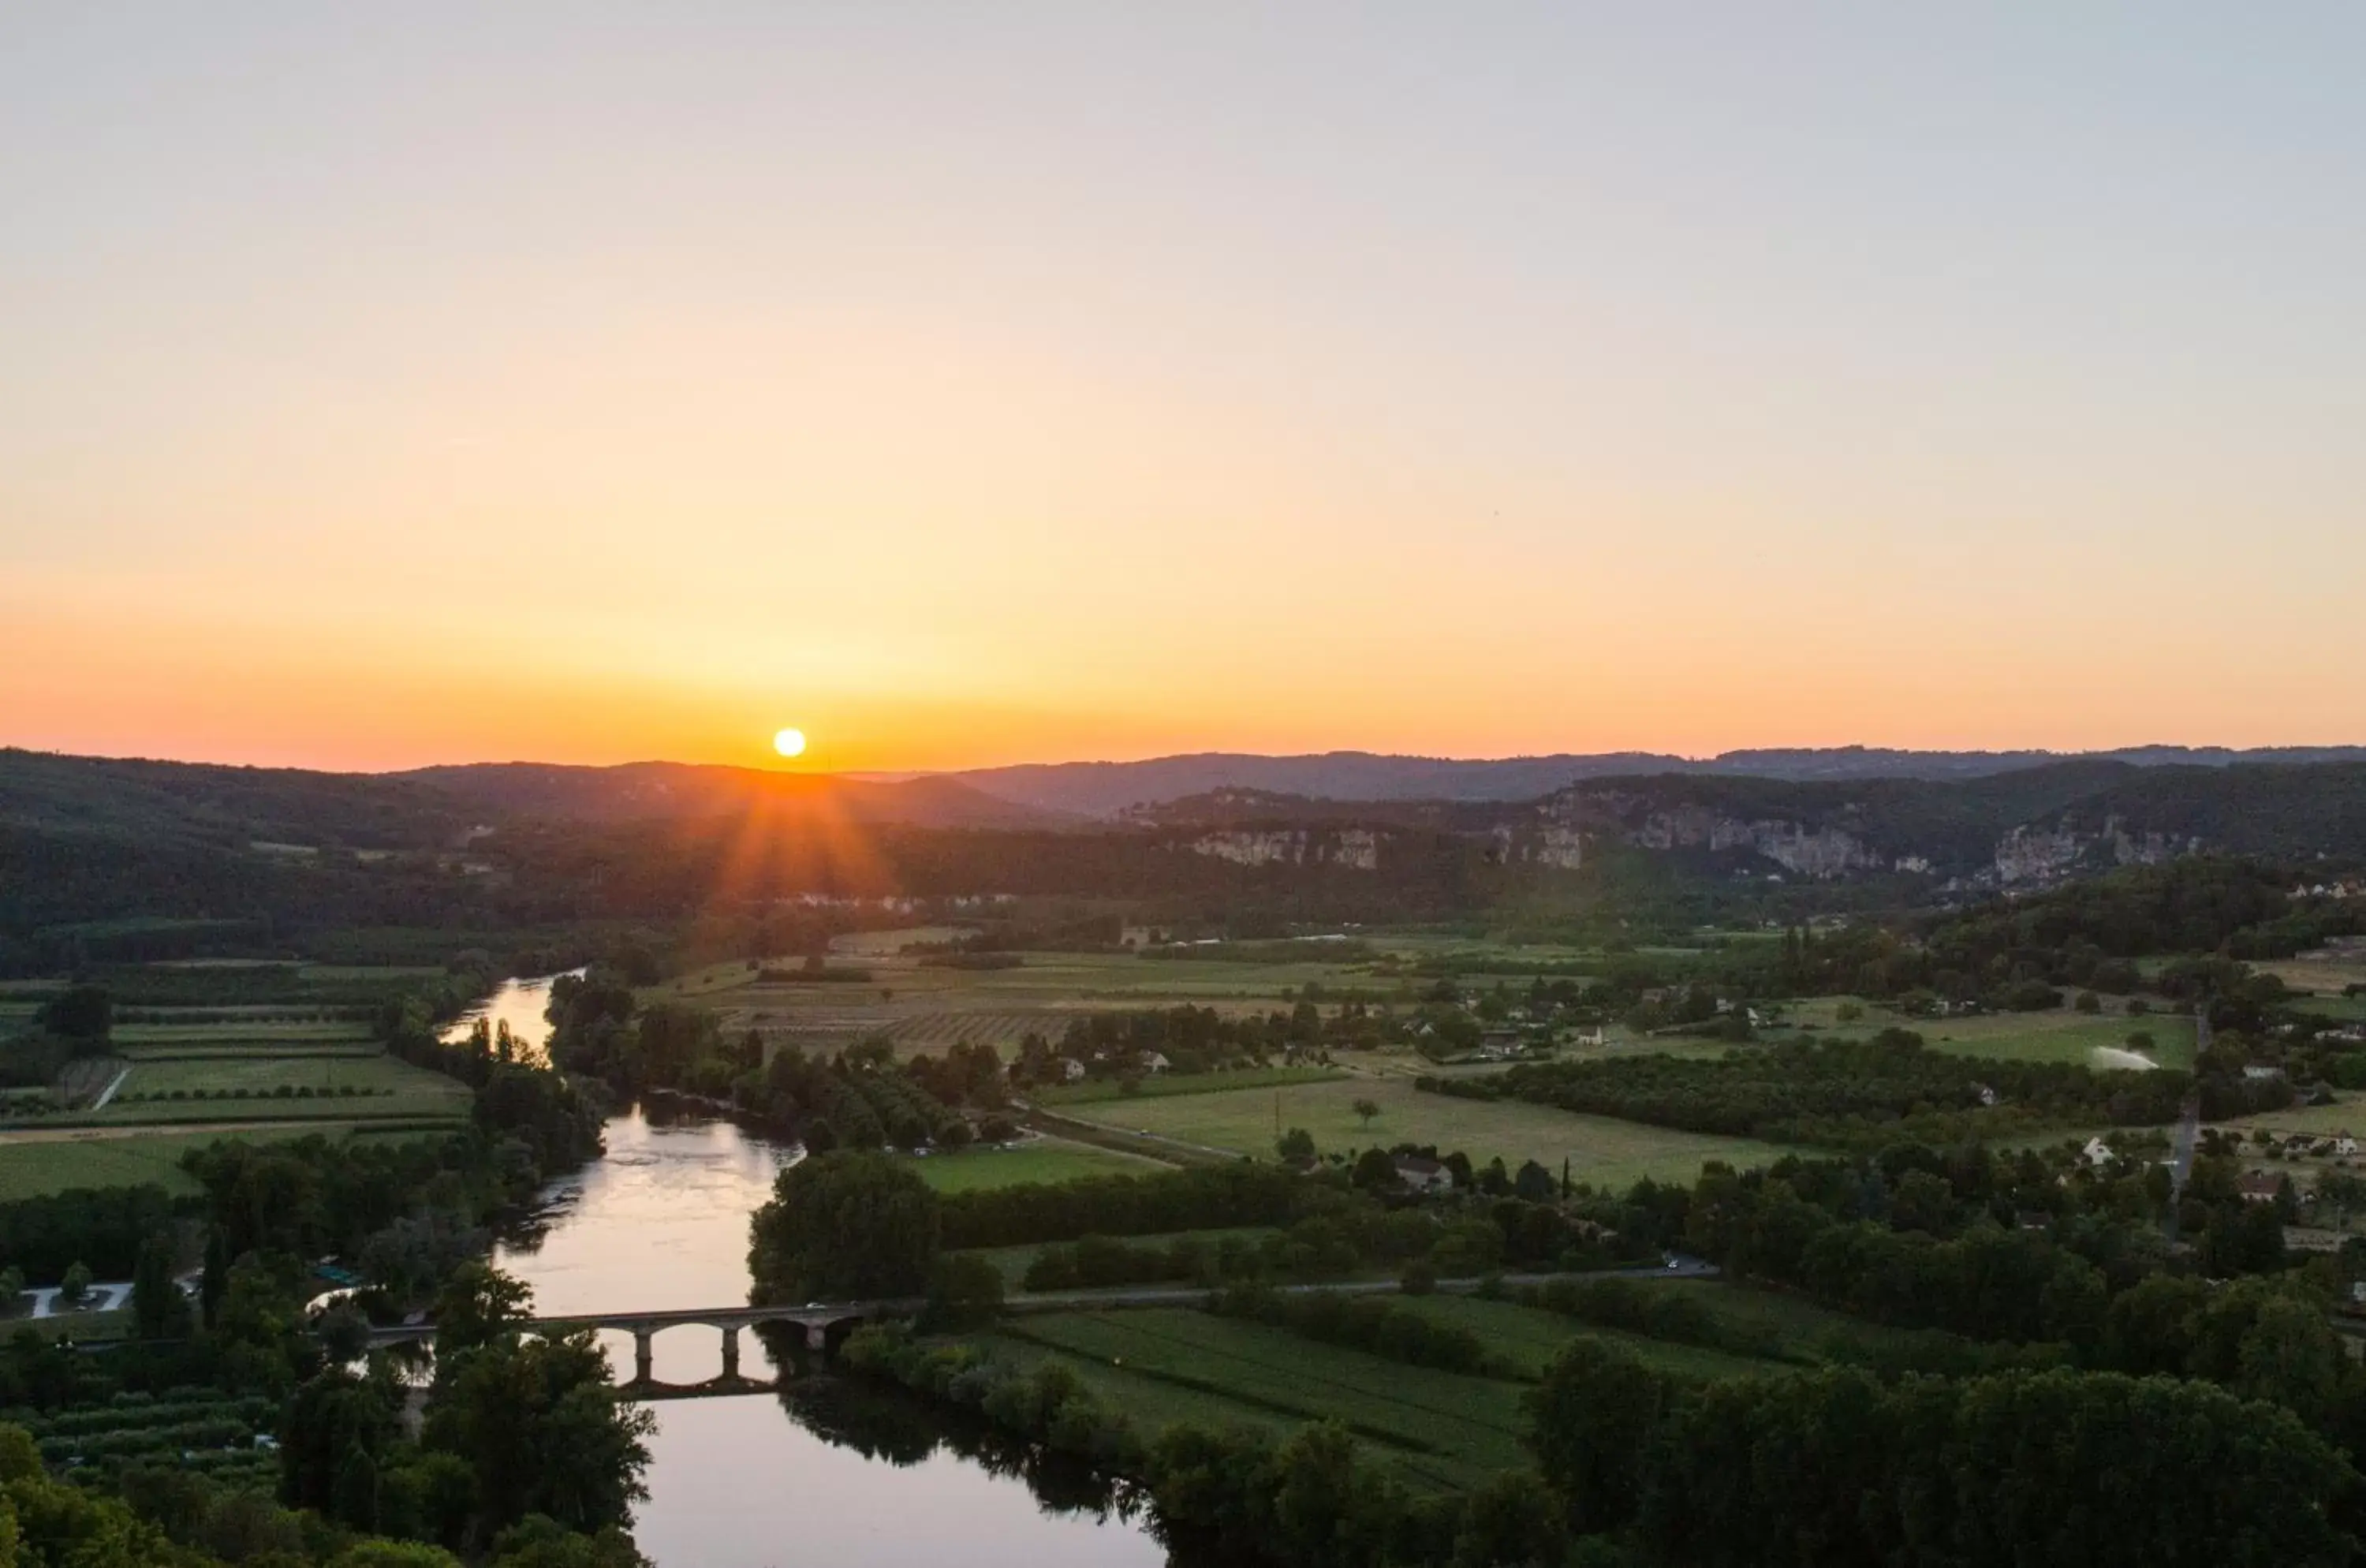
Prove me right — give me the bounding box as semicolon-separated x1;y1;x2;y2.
2081;1137;2115;1170
2237;1171;2286;1205
1393;1155;1454;1196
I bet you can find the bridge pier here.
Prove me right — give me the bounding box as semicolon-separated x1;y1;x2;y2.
805;1320;828;1353
720;1324;740;1379
632;1328;653;1384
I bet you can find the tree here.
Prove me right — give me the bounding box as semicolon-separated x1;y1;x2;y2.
1353;1097;1380;1130
330;1543;466;1568
0;1268;23;1314
748;1152;939;1304
1276;1127;1317;1164
199;1228;229;1329
921;1252;1005;1331
488;1517;650;1568
1451;1469;1566;1568
431;1264;534;1361
423;1331;654;1542
2075;989;2103;1014
57;1262;91;1308
1526;1338;1668;1534
130;1232;188;1340
282;1368;398;1527
1513;1160;1557;1204
1352;1148;1398;1190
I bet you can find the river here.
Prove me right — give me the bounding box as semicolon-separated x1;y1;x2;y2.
438;969;584;1063
467;977;1166;1566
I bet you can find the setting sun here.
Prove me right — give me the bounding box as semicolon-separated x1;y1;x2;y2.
773;727;808;759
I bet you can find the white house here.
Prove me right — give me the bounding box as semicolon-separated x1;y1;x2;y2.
2081;1137;2115;1170
1059;1058;1087;1083
1140;1052;1172;1075
1394;1155;1453;1195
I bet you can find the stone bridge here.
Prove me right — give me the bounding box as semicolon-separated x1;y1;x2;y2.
366;1298;921;1383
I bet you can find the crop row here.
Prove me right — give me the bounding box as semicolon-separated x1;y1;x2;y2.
887;1012;1045;1047
17;1393;274;1439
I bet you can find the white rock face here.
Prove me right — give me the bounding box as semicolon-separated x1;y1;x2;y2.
1625;808;1876;879
1191;830;1307;866
1187;829;1383;869
1994;816;2200;884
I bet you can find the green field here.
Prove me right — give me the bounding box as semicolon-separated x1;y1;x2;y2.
1394;1294;1782;1381
88;1053;471;1125
991;1309;1532;1491
908;1137;1170;1193
0;1122;456;1202
1916;1012;2196;1071
1036;1066;1347;1106
655;943;1401;1061
1063;1073;1796;1187
1769;998;2196;1071
2214;1095;2366;1140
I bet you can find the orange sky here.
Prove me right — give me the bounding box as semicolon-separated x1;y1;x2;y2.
5;9;2363;775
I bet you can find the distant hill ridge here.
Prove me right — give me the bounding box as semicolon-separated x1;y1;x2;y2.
942;745;2366;818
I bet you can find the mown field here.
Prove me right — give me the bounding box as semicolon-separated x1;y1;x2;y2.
1393;1294;1781;1382
652;944;1400;1060
1771;998;2197;1071
1062;1073;1796;1185
0;1122;457;1202
907;1137;1170;1193
99;1052;468;1122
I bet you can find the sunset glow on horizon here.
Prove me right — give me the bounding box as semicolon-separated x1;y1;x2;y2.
6;7;2364;775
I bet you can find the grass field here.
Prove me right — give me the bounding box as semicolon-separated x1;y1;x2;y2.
654;943;1400;1060
1769;998;2196;1071
1394;1294;1782;1381
908;1137;1170;1193
1036;1066;1346;1106
991;1309;1531;1491
1918;1011;2196;1071
0;1122;457;1201
1063;1073;1796;1186
2214;1094;2366;1140
88;1053;471;1125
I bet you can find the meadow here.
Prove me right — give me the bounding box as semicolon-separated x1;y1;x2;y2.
1771;997;2197;1071
1393;1294;1782;1382
0;1122;450;1202
1062;1073;1798;1186
908;1137;1169;1193
98;1052;470;1123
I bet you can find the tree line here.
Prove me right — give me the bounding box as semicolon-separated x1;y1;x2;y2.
1421;1028;2276;1148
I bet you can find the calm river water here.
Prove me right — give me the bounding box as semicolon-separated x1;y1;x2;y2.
468;978;1166;1567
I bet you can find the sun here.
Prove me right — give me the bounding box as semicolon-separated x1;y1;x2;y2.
772;727;808;759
